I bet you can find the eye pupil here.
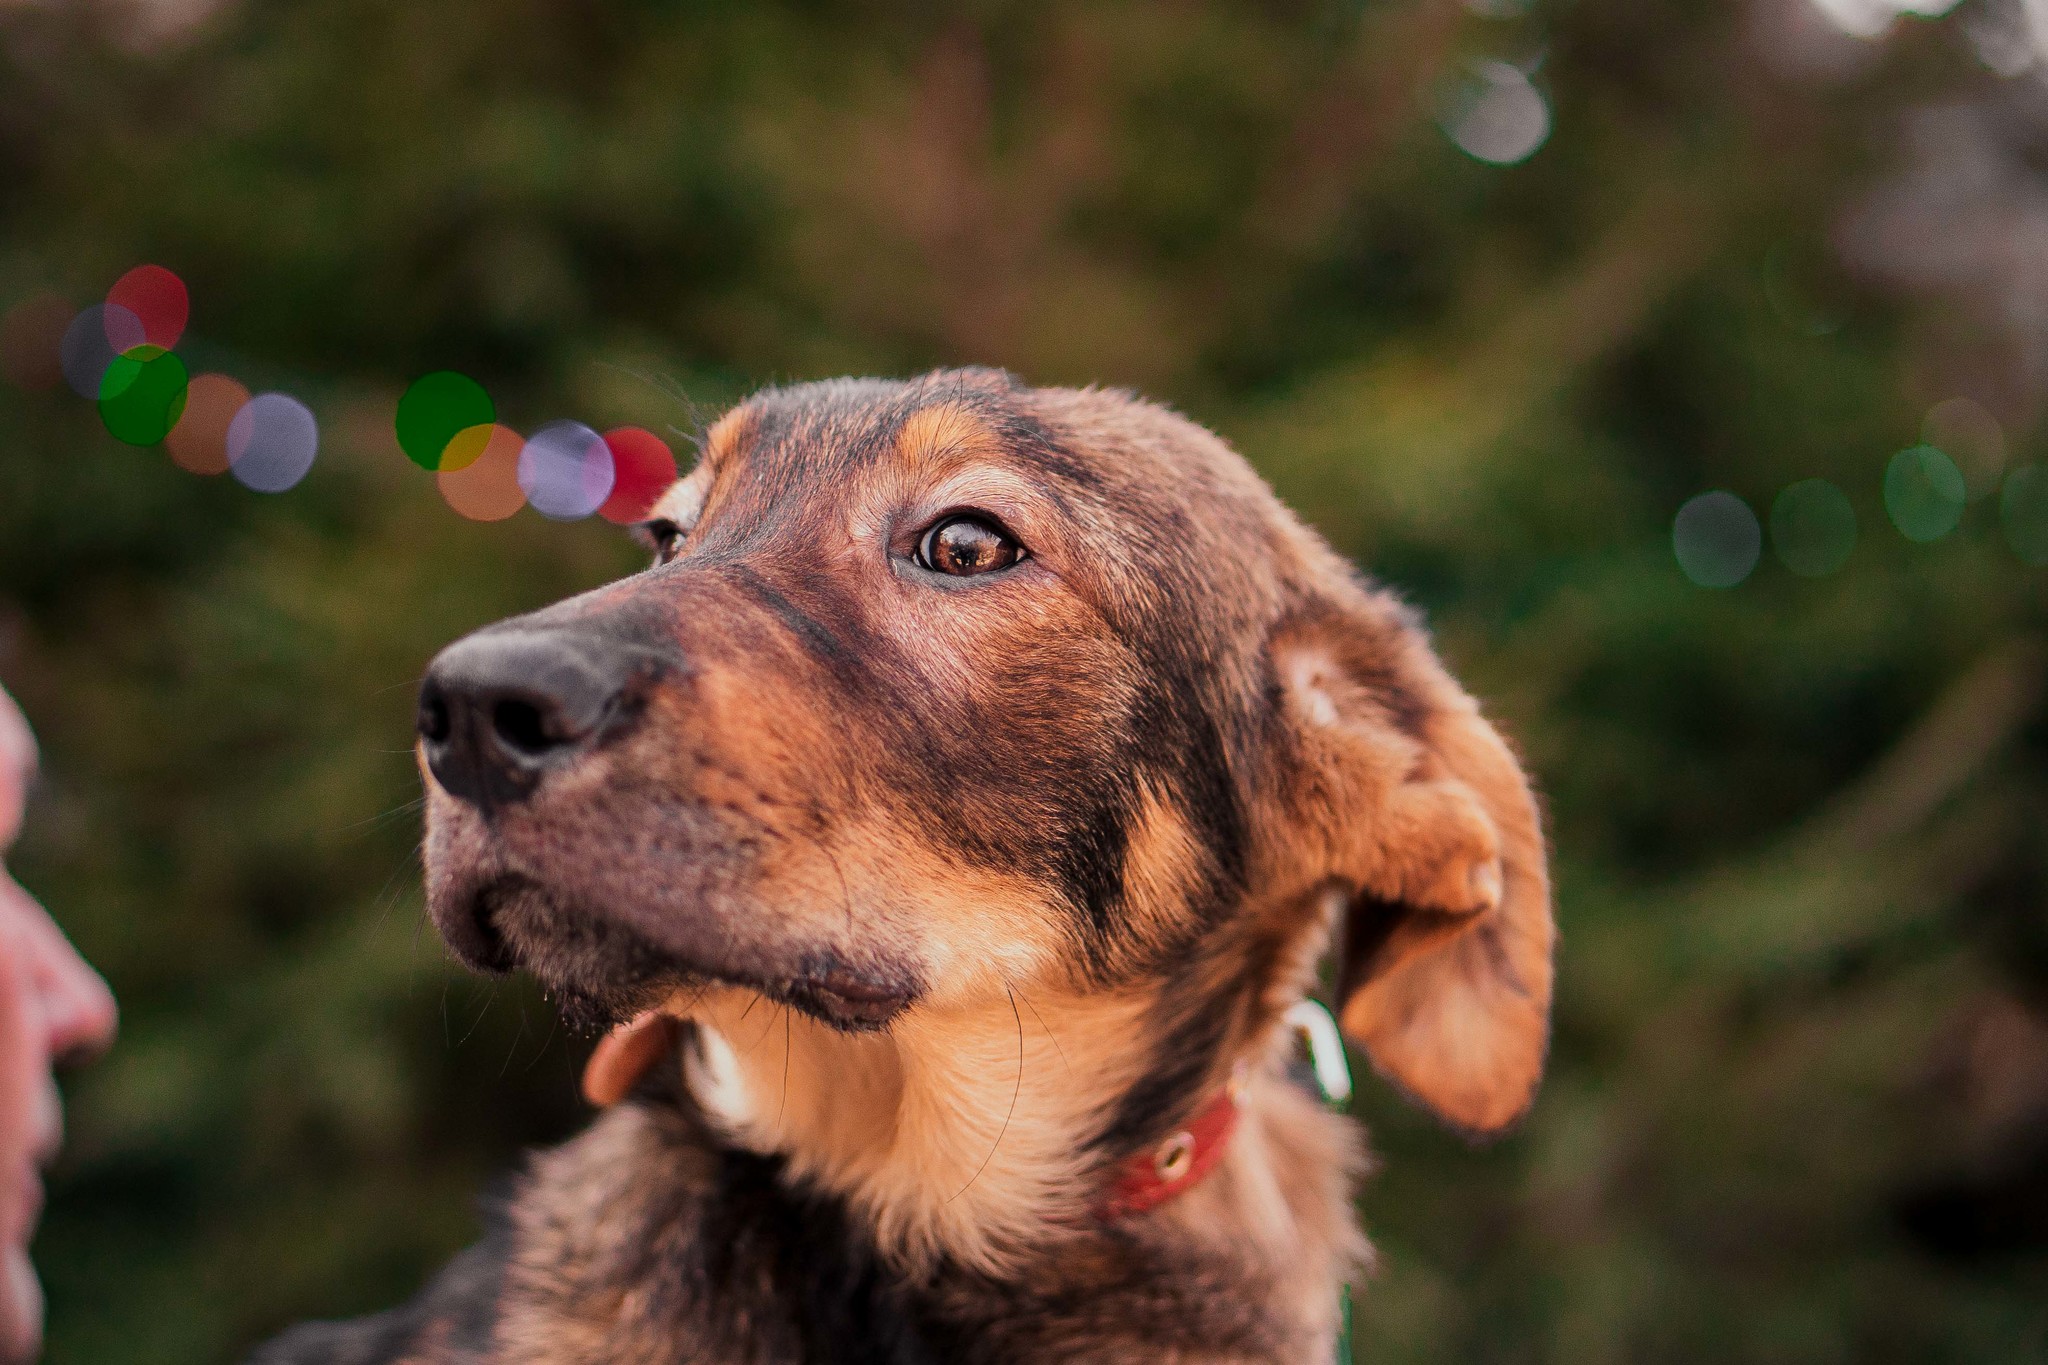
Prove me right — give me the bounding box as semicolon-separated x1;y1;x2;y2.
637;519;688;567
922;515;1022;577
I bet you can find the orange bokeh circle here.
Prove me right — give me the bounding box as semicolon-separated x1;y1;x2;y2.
438;424;527;522
165;374;251;475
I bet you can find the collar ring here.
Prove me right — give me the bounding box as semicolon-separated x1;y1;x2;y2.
1154;1130;1196;1183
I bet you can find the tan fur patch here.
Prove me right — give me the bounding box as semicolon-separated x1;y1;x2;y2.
894;400;1002;469
666;977;1158;1274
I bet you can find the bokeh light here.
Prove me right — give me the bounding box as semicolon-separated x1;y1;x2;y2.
97;345;190;446
105;264;189;350
598;427;679;524
0;292;72;390
1770;479;1857;577
60;303;144;399
1965;0;2048;76
2001;464;2048;566
1761;242;1847;337
1443;61;1551;166
165;374;251;476
227;392;319;493
438;424;527;522
519;419;615;521
396;371;495;471
1808;0;1963;39
1883;444;1966;542
1921;396;2005;500
1673;491;1762;588
441;424;495;472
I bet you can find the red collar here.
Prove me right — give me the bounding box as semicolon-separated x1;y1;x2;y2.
1094;1081;1242;1221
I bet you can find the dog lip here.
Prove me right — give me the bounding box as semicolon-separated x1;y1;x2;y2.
431;872;522;975
781;966;918;1031
804;971;903;1005
785;982;912;1030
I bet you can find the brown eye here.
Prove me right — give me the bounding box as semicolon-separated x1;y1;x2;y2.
918;515;1024;577
635;519;688;566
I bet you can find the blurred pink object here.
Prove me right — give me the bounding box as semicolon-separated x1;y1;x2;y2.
0;688;116;1363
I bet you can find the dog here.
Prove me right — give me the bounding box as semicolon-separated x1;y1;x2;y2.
252;368;1553;1364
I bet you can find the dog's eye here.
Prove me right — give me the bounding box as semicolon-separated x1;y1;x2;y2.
917;515;1024;577
634;519;689;567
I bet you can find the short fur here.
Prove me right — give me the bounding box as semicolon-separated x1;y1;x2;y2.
252;370;1553;1365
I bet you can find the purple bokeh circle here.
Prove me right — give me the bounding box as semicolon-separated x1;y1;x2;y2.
227;392;319;493
518;419;616;521
60;304;146;399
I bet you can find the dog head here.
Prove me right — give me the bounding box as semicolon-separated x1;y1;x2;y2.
418;369;1552;1182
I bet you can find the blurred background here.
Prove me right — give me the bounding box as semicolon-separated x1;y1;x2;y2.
2;0;2046;1359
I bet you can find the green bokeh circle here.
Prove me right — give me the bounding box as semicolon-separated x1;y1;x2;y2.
2002;464;2048;567
396;371;495;471
1883;445;1965;544
1673;491;1760;589
1770;479;1857;578
98;345;190;446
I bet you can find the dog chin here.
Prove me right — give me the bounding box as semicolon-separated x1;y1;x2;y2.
470;877;695;1031
444;873;923;1036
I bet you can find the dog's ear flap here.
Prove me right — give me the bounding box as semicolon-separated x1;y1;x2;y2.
1272;593;1554;1138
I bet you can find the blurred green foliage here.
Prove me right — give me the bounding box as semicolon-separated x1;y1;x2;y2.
2;1;2045;1360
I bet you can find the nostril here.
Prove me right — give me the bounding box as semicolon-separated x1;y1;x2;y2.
418;687;452;745
491;697;557;757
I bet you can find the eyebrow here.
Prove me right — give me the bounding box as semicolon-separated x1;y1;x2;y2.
648;468;711;527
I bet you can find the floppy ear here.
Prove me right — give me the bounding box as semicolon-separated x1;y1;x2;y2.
1272;592;1553;1138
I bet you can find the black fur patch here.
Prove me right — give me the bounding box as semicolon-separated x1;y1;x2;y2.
246;1215;510;1364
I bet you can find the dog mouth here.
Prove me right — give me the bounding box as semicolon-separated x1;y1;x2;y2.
458;874;921;1035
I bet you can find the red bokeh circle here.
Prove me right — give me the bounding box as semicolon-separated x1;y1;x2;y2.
106;264;190;350
599;427;679;524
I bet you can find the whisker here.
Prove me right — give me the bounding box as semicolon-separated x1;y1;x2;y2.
778;1006;793;1127
456;980;498;1047
338;795;427;835
500;1002;528;1077
747;996;783;1053
673;981;712;1020
370;845;421;929
525;1005;561;1074
948;987;1026;1205
819;836;856;936
590;362;720;452
1014;985;1072;1078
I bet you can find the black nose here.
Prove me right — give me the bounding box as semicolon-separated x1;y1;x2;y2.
418;627;651;809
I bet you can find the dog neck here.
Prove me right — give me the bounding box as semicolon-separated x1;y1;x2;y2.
657;967;1364;1294
670;982;1154;1273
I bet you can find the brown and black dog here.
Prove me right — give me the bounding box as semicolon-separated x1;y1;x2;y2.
253;368;1552;1365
